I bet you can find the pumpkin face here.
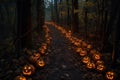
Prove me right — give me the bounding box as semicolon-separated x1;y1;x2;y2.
96;64;105;72
90;49;97;55
96;60;104;65
74;42;81;46
42;43;47;50
36;59;45;67
106;71;115;80
82;42;87;48
76;48;82;53
80;50;87;56
15;75;26;80
82;56;90;64
87;44;92;50
29;53;40;63
86;62;95;69
40;49;45;55
93;54;101;61
22;64;35;76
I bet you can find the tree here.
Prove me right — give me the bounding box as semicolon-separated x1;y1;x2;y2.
54;0;59;23
37;0;45;34
71;0;79;33
16;0;32;53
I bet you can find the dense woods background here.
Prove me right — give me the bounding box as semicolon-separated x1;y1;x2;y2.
0;0;120;80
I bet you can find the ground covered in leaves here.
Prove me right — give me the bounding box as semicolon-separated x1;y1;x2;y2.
0;23;120;80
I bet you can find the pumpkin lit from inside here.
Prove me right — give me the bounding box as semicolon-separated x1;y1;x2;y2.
87;44;92;50
86;62;95;69
96;60;104;65
36;58;45;67
82;56;90;64
90;49;97;55
106;71;115;80
82;42;87;48
29;53;40;63
76;48;82;53
96;64;105;72
22;64;35;76
93;53;101;61
15;75;26;80
80;50;87;56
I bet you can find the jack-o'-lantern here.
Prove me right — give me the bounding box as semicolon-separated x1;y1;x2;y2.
82;41;87;48
93;53;101;61
96;60;104;65
36;58;45;67
15;75;26;80
74;42;80;46
22;64;35;76
106;71;115;80
90;49;97;55
96;64;105;72
43;43;47;49
40;48;45;55
82;56;90;64
76;48;82;53
80;49;87;56
86;62;95;69
87;44;92;50
29;53;40;63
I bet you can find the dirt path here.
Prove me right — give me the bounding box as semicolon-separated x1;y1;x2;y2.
36;25;104;80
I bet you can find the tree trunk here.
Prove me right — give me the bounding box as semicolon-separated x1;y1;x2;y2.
37;0;45;34
71;0;79;33
16;0;32;53
54;0;59;23
84;0;88;40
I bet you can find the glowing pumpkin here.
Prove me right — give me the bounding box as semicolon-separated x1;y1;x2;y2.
87;44;92;50
15;75;26;80
82;41;87;48
36;58;45;67
86;62;95;69
82;56;90;64
29;53;40;63
96;64;105;72
96;60;104;65
76;48;82;53
106;71;115;80
22;64;35;76
90;49;97;55
74;42;80;46
80;49;87;56
93;53;101;61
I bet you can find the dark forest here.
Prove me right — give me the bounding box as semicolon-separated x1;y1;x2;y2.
0;0;120;80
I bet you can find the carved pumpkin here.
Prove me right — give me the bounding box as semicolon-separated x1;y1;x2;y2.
82;41;87;48
76;48;82;53
87;44;92;50
42;43;47;50
80;49;87;56
86;62;95;69
96;64;105;72
15;75;26;80
22;64;35;76
90;49;97;55
106;71;115;80
29;53;40;63
96;60;104;65
93;53;101;61
74;42;80;46
82;56;90;64
36;58;45;67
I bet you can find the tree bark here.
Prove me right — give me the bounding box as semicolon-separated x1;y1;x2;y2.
16;0;32;52
71;0;79;33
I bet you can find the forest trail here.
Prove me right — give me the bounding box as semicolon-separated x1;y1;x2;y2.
37;23;104;80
